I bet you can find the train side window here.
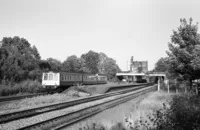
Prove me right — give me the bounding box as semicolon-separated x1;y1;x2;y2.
65;75;67;81
71;75;73;81
61;75;64;81
60;75;62;81
66;75;69;81
49;74;53;80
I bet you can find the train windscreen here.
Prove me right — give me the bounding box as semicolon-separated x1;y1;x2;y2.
43;73;48;80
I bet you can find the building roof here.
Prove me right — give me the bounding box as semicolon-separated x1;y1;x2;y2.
116;72;166;77
116;72;146;76
147;74;166;77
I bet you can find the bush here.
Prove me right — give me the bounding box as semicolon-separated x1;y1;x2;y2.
79;123;106;130
135;94;200;130
0;80;44;96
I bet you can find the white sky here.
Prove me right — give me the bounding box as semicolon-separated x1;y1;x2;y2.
0;0;200;71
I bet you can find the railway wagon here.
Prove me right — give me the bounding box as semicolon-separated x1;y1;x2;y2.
42;71;107;89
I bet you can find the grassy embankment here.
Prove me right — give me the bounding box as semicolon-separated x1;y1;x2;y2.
74;91;174;130
78;90;200;130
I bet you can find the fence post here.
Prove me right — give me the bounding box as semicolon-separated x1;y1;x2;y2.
167;80;169;93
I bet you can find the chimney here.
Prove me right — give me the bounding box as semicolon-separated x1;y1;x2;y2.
130;56;134;64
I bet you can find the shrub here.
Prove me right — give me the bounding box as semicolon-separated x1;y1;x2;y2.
0;80;44;96
79;123;106;130
135;94;200;130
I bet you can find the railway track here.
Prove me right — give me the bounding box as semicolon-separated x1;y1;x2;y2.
0;83;153;124
19;85;157;130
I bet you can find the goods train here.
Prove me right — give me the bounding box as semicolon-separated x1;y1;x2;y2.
42;71;107;89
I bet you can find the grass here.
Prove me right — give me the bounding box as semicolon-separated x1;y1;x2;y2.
74;91;174;130
78;90;200;130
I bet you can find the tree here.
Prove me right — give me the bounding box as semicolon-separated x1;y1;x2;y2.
81;50;100;74
46;58;62;72
0;36;41;82
167;18;200;87
38;60;51;71
98;52;109;73
62;55;84;72
154;57;169;73
98;52;121;80
32;45;41;60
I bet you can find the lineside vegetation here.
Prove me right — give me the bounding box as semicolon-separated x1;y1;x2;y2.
0;37;121;96
79;17;200;130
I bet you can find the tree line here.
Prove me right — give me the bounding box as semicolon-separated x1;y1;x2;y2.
153;18;200;89
0;36;121;84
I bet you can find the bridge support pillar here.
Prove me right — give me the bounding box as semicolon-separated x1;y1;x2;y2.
158;78;160;92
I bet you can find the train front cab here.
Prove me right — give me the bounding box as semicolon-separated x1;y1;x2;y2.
42;72;60;88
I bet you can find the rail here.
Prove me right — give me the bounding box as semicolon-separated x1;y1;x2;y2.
0;83;153;124
19;85;157;130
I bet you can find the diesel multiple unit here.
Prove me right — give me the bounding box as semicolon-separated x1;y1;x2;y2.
42;72;107;88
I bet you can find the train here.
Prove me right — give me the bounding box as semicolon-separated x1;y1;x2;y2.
42;71;108;89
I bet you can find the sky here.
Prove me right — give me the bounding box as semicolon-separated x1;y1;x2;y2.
0;0;200;71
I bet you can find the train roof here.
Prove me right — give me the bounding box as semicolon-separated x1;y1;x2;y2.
44;71;107;76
